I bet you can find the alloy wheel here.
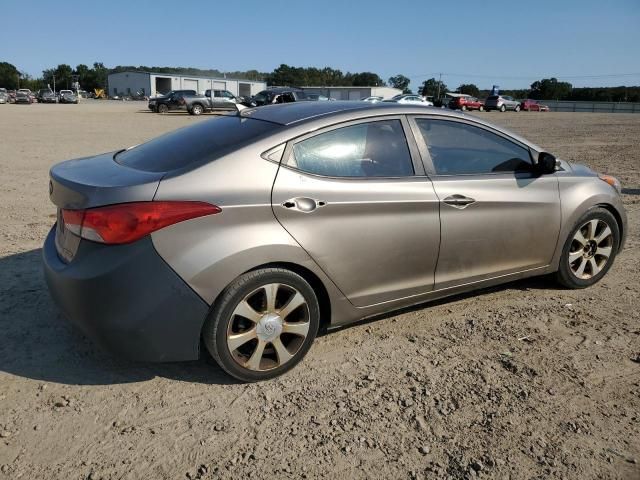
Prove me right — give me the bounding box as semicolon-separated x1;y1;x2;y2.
568;219;614;279
226;283;310;371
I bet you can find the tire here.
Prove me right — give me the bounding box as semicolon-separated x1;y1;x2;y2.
515;104;521;112
203;268;320;382
157;104;168;114
461;105;467;111
479;106;484;112
499;104;506;112
191;104;203;116
556;208;620;289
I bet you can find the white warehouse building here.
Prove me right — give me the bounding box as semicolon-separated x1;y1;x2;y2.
301;86;402;100
107;71;267;98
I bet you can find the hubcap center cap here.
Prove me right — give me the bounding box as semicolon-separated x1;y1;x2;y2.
256;313;283;342
583;240;597;258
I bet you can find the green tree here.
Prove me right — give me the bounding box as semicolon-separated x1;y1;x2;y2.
419;77;448;98
456;83;480;97
0;62;20;89
349;72;385;86
529;77;572;100
388;74;411;93
42;64;73;90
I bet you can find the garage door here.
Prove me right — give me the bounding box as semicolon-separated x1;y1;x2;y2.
213;81;226;91
183;79;198;92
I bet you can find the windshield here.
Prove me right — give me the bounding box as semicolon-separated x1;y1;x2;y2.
115;116;281;173
253;91;270;102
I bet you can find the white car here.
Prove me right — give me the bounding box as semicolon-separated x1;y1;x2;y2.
362;96;384;103
385;94;434;106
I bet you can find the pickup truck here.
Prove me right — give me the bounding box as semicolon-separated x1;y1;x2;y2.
148;90;196;113
182;89;239;115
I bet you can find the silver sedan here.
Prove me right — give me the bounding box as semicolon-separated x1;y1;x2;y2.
44;102;627;381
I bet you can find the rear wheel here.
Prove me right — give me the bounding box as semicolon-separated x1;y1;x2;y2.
479;105;484;112
203;268;320;382
191;104;203;115
499;104;506;112
515;104;521;112
157;104;168;114
556;208;619;289
461;105;467;111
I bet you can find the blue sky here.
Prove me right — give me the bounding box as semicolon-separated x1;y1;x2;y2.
2;0;639;91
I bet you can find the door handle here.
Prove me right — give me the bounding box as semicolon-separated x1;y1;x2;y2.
281;197;327;213
443;194;476;209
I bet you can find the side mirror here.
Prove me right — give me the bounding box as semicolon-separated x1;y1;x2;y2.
537;152;557;174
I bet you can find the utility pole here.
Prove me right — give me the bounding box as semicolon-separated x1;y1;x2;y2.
436;72;442;101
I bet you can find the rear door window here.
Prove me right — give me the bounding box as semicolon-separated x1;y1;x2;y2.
286;119;414;178
414;119;532;175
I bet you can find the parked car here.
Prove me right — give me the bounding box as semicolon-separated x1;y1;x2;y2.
362;96;384;103
43;102;626;382
37;89;57;103
484;94;521;112
148;90;197;113
242;88;308;107
14;91;33;104
18;88;37;103
7;90;17;103
58;90;78;104
0;88;7;104
448;94;485;111
183;89;239;115
385;94;434;106
521;99;550;112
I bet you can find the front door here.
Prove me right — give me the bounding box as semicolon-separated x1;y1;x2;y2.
410;116;562;289
272;117;441;307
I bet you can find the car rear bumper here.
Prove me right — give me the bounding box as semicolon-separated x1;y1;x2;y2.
42;226;210;362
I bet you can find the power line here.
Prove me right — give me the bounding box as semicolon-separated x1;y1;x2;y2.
409;72;640;80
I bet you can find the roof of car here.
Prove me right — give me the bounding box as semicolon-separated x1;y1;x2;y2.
263;87;305;93
240;101;450;125
238;101;543;151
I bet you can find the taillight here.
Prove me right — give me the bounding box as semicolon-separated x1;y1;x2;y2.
61;201;221;244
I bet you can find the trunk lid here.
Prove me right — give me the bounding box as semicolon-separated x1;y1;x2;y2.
49;151;164;210
49;152;165;262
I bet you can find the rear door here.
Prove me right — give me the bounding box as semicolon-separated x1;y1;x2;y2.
409;116;561;289
272;117;441;307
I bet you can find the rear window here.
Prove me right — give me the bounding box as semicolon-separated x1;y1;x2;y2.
115;116;280;172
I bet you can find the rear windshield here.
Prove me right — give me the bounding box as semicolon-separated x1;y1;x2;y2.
115;116;280;172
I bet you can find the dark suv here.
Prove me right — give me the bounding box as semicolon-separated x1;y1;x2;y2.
242;88;308;107
148;90;196;113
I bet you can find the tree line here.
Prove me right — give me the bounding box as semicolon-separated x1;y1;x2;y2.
418;76;640;103
1;60;638;102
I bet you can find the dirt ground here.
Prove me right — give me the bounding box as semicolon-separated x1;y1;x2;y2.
0;101;638;480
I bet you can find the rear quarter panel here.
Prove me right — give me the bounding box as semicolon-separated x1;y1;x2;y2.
150;139;354;324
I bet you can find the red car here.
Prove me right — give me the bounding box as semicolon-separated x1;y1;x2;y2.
448;94;485;111
521;99;549;111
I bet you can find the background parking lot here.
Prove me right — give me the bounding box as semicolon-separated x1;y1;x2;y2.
0;102;638;479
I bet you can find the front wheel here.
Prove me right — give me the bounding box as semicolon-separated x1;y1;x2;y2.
479;105;484;112
499;104;506;112
515;105;521;112
556;208;620;289
191;104;203;115
157;104;168;114
461;105;467;111
203;268;320;382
